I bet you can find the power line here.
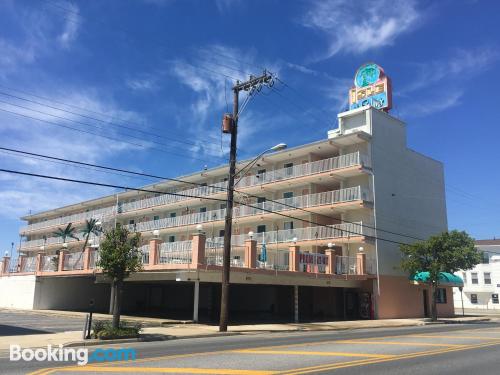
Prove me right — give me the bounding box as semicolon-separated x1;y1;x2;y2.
1;145;425;242
0;168;413;246
0;90;221;149
0;106;219;164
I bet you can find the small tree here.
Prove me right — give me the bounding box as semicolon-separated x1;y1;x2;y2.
53;223;79;246
97;224;142;329
400;230;480;321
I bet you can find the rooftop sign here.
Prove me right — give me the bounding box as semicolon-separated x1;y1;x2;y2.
349;63;392;112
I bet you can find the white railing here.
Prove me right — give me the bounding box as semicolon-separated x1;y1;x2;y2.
336;256;358;275
89;250;99;269
119;152;367;214
256;249;290;271
41;255;58;272
63;252;84;271
8;258;20;273
21;206;115;233
298;252;327;273
20;256;36;272
158;241;192;264
139;244;150;264
19;233;100;250
125;187;369;235
205;241;245;266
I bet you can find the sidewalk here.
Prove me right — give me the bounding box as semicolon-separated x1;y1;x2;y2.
0;312;494;352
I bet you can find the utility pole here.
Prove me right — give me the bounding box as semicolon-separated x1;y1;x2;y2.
219;71;273;332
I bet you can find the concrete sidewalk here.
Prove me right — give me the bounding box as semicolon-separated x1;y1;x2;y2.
0;312;495;352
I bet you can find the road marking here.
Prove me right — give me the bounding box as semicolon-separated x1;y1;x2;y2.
278;340;500;374
33;366;278;374
234;349;394;358
407;334;500;340
334;340;466;347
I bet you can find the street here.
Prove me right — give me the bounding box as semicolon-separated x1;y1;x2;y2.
1;323;500;374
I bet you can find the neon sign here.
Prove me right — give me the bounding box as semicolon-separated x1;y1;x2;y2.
349;63;392;112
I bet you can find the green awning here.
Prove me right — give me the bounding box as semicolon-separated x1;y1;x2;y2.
409;272;463;287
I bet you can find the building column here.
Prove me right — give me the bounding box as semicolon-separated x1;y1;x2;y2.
35;252;44;273
244;239;257;268
83;247;92;270
191;233;206;268
356;252;366;275
18;255;25;273
193;280;200;322
289;245;301;272
294;285;299;323
1;256;10;275
149;239;160;266
58;250;68;272
325;249;336;274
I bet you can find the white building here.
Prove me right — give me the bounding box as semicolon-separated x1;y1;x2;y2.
453;239;500;311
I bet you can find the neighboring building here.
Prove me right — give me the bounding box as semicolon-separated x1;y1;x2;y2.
0;64;453;321
453;239;500;311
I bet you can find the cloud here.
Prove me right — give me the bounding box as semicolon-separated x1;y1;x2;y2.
401;47;500;94
215;0;242;13
57;2;81;48
126;77;158;91
301;0;421;59
399;89;463;118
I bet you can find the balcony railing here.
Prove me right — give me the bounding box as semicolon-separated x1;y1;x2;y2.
119;152;367;214
205;240;245;267
19;233;100;251
41;255;58;272
126;187;369;234
20;256;37;273
63;252;84;271
21;206;115;233
256;249;290;271
139;244;150;264
157;241;192;264
336;256;358;275
20;152;368;238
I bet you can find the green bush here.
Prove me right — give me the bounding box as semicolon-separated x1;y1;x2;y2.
92;320;142;340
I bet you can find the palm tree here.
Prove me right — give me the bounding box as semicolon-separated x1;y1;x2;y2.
52;223;80;246
73;219;102;268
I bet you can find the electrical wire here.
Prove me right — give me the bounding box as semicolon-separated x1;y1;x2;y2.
0;167;413;246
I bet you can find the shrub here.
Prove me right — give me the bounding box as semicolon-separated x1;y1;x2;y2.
92;320;142;340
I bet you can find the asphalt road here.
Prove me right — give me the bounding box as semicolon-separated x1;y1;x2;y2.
0;310;85;336
2;322;500;375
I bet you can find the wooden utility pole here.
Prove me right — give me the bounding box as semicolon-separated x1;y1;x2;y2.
219;71;273;332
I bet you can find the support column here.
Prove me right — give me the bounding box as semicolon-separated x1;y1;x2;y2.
35;252;44;273
58;250;68;272
149;239;160;266
294;285;299;323
244;239;257;268
325;249;336;275
1;256;10;275
289;245;301;272
357;252;366;275
18;255;25;273
191;233;206;268
83;247;92;270
193;280;200;322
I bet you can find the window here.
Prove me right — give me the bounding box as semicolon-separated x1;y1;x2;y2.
168;235;175;243
484;272;492;285
284;221;294;230
471;272;478;284
283;191;294;199
462;272;467;285
153;215;160;221
481;252;490;264
257;225;266;233
220;203;227;210
128;219;135;225
284;163;293;176
170;212;176;218
436;288;447;304
492;294;499;304
470;294;478;304
257;169;266;176
199;207;207;213
257;197;266;204
219;229;225;237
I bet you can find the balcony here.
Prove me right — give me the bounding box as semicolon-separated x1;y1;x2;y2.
19;233;100;251
119;151;369;214
126;186;371;235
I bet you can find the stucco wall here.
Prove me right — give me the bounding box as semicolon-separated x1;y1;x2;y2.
0;275;36;309
376;275;454;319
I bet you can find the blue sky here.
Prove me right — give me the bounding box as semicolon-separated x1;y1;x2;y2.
0;0;499;254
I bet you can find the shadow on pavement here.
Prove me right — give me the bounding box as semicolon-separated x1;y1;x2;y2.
0;324;50;336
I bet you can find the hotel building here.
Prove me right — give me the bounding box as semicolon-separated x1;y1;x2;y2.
0;64;454;320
